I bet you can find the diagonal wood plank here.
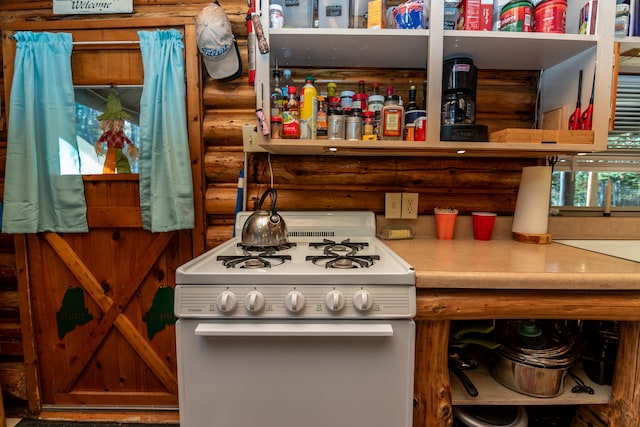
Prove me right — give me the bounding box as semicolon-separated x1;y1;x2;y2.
42;232;178;393
56;231;177;391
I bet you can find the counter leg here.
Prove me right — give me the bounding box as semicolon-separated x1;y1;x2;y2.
414;320;452;427
608;321;640;427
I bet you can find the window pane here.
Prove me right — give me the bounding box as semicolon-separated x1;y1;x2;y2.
74;87;141;175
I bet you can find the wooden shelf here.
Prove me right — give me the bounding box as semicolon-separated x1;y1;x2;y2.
451;362;611;406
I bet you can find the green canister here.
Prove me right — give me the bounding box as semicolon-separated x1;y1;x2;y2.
500;0;533;32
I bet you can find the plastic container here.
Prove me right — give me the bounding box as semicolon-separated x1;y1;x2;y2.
533;0;566;33
351;0;370;28
269;4;284;28
318;0;350;28
500;0;533;32
273;0;314;28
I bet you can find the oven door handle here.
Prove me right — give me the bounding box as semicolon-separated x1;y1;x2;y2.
194;323;394;337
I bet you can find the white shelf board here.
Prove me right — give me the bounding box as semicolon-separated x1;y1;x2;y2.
443;31;598;70
451;363;611;406
268;28;428;68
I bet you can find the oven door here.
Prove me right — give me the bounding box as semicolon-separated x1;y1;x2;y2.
176;318;415;427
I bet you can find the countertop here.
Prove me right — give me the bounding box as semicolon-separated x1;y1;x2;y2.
380;216;640;291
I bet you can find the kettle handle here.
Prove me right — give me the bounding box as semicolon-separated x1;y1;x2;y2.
256;188;278;215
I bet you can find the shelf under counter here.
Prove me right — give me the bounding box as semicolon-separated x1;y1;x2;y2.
268;28;428;68
443;30;598;70
451;362;611;406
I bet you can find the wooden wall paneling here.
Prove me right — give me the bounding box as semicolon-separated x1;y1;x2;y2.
184;21;206;256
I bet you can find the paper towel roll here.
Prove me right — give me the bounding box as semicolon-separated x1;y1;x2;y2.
512;166;552;235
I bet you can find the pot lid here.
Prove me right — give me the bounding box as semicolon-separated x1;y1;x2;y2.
454;405;528;427
497;320;575;368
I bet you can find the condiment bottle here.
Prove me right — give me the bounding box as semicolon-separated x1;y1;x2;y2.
282;69;295;97
282;86;299;138
327;82;337;98
270;69;284;119
316;95;328;138
300;76;318;139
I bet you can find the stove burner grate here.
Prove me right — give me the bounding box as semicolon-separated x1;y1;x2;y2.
309;238;369;253
238;242;297;253
218;252;292;269
306;253;380;269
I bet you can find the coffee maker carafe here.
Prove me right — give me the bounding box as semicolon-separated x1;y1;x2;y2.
440;56;488;141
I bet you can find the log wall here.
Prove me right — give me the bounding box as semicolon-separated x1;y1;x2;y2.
0;0;541;409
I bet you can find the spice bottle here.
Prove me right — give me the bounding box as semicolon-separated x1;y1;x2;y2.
381;87;404;140
367;95;385;139
271;116;282;139
327;82;338;98
282;86;300;139
362;111;376;140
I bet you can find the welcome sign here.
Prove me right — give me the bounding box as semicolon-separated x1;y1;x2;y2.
53;0;133;14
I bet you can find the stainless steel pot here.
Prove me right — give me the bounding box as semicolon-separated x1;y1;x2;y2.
241;188;288;247
489;321;575;398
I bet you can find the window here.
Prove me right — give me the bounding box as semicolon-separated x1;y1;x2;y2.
74;87;141;175
551;74;640;213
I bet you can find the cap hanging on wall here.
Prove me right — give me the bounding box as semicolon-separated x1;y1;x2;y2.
196;1;243;81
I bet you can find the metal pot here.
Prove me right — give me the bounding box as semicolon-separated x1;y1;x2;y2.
241;188;288;247
489;321;575;398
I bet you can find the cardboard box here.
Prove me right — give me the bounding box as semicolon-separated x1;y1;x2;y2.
456;0;492;31
367;0;386;28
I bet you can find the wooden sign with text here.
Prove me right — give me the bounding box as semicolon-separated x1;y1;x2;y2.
53;0;133;14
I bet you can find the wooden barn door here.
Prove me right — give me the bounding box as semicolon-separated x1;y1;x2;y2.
24;177;192;407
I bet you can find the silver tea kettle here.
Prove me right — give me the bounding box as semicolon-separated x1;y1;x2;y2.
241;188;288;247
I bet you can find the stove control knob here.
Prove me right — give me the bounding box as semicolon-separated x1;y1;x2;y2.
244;291;265;313
285;290;306;313
325;290;345;312
353;289;373;312
216;291;237;313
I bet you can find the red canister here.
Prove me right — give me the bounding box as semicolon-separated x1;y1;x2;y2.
534;0;566;33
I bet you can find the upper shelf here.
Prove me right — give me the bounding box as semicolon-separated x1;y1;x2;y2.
268;28;429;68
266;28;598;71
443;31;598;70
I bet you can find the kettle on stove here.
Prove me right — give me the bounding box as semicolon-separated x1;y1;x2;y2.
241;188;288;248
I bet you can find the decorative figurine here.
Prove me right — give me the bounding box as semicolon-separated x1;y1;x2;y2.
94;91;139;174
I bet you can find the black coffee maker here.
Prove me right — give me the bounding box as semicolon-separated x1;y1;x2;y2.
440;56;488;142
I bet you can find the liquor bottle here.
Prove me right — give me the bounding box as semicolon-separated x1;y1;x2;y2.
282;86;300;138
300;76;318;139
270;69;284;119
282;69;295;98
406;85;419;112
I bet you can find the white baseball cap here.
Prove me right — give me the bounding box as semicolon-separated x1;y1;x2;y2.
196;2;242;81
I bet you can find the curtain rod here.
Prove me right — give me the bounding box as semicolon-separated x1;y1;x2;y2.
73;40;140;45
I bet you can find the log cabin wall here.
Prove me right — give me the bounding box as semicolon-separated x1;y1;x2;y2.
0;0;540;413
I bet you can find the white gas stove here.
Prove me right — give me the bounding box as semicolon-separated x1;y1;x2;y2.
175;211;416;319
174;211;416;427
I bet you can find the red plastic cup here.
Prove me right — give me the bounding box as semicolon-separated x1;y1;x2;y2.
472;212;497;240
435;212;457;240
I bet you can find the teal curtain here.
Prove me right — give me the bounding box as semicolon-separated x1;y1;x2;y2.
138;29;194;232
3;32;88;233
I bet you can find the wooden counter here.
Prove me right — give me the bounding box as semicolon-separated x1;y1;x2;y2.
384;237;640;427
